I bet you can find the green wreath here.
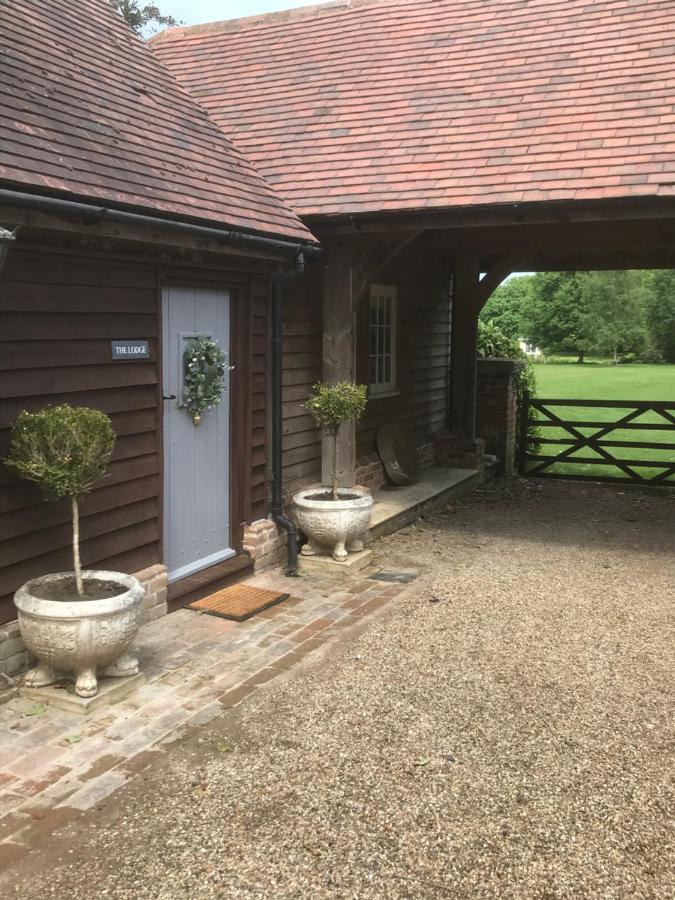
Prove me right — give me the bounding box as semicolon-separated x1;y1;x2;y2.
182;336;228;418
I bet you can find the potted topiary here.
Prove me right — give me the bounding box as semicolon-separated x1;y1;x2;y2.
4;405;145;698
293;381;373;562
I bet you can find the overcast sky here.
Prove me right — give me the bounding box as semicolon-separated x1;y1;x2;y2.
157;0;318;27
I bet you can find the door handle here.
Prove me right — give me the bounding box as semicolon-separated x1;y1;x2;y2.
163;394;177;401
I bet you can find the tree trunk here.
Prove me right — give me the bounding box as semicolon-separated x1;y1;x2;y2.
331;431;339;501
577;350;585;364
71;496;84;596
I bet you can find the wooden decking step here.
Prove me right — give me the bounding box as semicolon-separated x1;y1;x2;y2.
188;584;289;622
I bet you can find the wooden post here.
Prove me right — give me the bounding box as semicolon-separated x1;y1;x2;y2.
446;251;531;465
322;244;356;487
449;254;481;443
518;390;530;475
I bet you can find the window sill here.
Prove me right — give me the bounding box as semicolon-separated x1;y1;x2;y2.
369;389;401;400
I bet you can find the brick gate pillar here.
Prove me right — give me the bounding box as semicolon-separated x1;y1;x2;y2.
476;358;524;475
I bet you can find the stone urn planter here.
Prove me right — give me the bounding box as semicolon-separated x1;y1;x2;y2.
4;405;144;700
294;486;374;561
298;381;372;563
15;570;145;698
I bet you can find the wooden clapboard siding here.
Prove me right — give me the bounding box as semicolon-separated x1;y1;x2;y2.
0;245;162;623
250;275;271;521
0;241;274;625
281;268;323;487
357;248;451;456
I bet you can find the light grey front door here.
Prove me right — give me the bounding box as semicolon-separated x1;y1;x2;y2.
162;286;233;583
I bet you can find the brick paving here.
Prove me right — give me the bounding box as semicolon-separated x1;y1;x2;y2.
0;564;412;860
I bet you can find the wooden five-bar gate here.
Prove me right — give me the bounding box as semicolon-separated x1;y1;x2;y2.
518;395;675;486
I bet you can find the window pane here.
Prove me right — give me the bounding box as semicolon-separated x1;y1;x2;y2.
369;287;396;389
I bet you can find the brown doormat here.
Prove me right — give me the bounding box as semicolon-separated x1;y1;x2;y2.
188;584;290;622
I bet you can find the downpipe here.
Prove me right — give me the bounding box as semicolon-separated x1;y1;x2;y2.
271;251;308;574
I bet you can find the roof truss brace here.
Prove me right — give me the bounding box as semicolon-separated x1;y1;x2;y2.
475;250;533;310
353;230;424;305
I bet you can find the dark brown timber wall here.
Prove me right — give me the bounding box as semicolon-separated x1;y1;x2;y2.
249;272;272;522
280;263;323;495
356;247;451;456
0;242;271;625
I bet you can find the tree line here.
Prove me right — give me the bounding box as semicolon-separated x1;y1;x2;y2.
481;270;675;364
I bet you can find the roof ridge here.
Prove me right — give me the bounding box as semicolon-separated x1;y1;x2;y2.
149;0;405;44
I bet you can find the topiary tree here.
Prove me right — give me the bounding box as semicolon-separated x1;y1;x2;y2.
304;382;368;500
4;406;116;596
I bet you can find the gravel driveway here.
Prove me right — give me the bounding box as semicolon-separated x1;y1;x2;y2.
3;480;674;899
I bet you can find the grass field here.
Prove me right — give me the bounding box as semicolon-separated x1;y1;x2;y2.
533;363;675;400
525;363;675;484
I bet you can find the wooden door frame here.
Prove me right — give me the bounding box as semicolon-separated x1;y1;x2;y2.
158;273;252;565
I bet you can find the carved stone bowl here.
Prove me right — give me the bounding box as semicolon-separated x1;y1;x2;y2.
294;486;374;562
14;571;145;698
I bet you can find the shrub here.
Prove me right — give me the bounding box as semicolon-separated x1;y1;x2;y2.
477;319;524;360
4;405;116;595
304;382;368;499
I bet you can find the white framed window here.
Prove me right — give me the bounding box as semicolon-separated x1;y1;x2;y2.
369;283;397;396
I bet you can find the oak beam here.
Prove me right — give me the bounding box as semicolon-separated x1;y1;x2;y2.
353;230;423;307
476;251;533;309
449;250;532;445
449;254;481;442
307;197;675;236
322;244;356;486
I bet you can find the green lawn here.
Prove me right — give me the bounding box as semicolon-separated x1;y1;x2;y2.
525;363;675;484
533;362;675;401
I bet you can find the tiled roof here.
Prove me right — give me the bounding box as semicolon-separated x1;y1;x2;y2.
151;0;675;219
0;0;315;242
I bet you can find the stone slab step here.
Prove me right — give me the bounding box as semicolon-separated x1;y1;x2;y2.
367;466;486;541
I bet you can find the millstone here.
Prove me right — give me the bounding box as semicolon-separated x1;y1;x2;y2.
376;424;420;485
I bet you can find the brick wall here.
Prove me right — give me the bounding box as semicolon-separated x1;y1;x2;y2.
243;519;287;572
416;441;437;469
476;358;524;476
0;563;168;681
135;563;168;623
355;453;385;492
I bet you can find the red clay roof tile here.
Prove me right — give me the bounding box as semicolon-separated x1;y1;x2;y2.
151;0;675;219
0;0;315;243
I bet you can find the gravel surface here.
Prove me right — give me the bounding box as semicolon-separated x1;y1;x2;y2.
4;480;674;899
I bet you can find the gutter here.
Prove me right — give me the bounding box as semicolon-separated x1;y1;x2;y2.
0;188;320;259
271;250;312;573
